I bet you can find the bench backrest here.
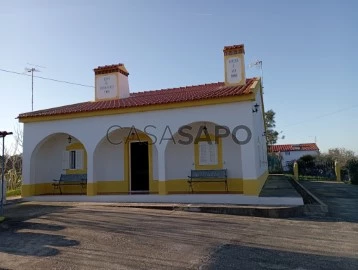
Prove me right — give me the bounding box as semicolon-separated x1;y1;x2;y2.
191;169;227;178
60;174;87;182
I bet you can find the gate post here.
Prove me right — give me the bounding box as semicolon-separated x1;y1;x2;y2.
293;161;299;181
335;161;341;182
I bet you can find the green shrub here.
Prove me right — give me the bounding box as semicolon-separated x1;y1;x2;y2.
6;189;21;197
347;158;358;185
298;155;316;163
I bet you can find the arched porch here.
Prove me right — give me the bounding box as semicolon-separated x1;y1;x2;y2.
164;121;244;194
93;126;158;195
24;133;88;196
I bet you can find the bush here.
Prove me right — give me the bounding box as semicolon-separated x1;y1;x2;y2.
298;155;316;163
347;158;358;185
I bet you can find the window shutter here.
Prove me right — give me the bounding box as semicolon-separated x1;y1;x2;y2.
75;150;84;170
62;151;70;170
199;141;218;165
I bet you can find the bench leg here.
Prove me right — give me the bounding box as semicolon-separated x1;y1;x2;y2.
81;184;86;195
188;180;194;193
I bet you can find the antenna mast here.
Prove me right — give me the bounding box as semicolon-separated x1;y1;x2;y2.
25;64;44;111
249;60;263;89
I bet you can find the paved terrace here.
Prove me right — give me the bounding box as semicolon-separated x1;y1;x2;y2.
0;201;357;270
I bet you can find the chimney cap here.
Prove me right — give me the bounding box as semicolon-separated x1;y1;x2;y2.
94;63;129;76
223;44;245;56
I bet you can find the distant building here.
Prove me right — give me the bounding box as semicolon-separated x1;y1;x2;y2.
269;143;320;170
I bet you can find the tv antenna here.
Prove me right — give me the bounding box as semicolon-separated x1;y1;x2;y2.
249;59;263;90
25;64;45;111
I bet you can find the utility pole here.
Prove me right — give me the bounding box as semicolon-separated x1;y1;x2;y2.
0;131;13;217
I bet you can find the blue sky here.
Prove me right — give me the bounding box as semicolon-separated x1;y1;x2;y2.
1;0;357;154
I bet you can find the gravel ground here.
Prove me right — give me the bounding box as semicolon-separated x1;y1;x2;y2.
0;202;357;270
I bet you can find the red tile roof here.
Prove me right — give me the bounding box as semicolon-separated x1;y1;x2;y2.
18;78;257;119
269;143;319;152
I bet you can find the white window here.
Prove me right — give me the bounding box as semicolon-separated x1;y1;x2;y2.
198;141;218;165
70;151;76;169
62;150;84;170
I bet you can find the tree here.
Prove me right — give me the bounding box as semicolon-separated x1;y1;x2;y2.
265;109;284;145
319;148;357;167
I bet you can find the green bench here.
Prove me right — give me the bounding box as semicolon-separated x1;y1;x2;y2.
53;174;87;194
187;169;228;193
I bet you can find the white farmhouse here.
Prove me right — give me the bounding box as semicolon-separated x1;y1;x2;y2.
18;44;269;199
269;143;320;170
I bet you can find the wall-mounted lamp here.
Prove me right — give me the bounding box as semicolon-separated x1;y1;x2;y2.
67;135;72;144
252;103;260;113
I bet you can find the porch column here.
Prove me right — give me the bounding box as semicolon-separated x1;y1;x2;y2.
21;139;35;197
157;145;167;195
86;148;97;196
240;138;260;195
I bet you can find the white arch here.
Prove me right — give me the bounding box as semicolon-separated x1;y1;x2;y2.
29;132;88;194
93;126;159;192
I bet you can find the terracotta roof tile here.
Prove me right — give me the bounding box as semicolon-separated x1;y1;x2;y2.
18;78;257;118
269;143;320;152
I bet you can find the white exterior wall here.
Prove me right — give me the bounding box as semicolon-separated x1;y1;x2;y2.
94;139;125;181
22;101;263;186
222;134;243;179
165;142;193;180
252;86;268;177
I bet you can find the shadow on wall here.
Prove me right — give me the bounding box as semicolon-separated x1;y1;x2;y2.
200;244;358;270
0;204;79;257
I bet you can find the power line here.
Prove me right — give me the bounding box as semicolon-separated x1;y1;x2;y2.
282;104;358;128
0;68;94;88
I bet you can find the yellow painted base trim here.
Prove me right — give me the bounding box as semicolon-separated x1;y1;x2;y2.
22;184;36;197
150;179;158;194
159;178;244;194
97;181;127;194
22;183;87;196
158;181;167;195
87;183;97;196
242;170;269;195
21;172;268;197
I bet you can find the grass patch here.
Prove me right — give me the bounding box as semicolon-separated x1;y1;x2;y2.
6;188;21;197
0;216;5;223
